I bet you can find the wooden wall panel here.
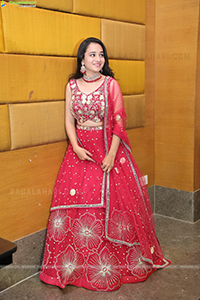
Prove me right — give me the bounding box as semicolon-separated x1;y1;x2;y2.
194;4;200;191
0;104;11;151
109;60;145;95
0;55;75;103
155;125;194;191
127;125;154;187
124;95;145;129
155;58;196;128
155;0;198;127
9;101;66;150
0;141;67;241
0;6;4;53
101;19;145;60
155;0;199;191
145;0;155;127
195;6;200;128
36;0;73;12
1;3;100;55
74;0;145;24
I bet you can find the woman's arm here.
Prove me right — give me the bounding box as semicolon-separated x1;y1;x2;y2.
101;134;120;173
65;83;94;162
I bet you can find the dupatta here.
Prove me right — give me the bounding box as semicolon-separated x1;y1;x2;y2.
104;77;169;267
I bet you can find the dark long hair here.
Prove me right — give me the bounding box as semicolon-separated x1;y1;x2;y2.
69;37;115;80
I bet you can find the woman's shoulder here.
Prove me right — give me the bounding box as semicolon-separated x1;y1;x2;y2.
68;78;77;90
105;76;116;86
69;78;76;84
106;75;114;81
106;76;117;83
106;76;121;90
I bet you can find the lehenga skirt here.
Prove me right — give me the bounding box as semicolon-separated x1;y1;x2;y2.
40;125;170;291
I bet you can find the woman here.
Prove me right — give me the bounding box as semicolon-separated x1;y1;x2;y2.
40;37;170;291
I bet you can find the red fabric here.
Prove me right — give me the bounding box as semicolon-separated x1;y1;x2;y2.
69;79;105;123
106;77;131;150
40;77;170;291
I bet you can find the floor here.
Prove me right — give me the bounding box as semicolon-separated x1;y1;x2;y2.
0;215;200;300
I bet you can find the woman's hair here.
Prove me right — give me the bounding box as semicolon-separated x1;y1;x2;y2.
69;37;115;80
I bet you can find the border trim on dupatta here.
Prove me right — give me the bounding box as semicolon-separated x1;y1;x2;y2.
103;77;138;247
50;172;106;211
103;77;170;268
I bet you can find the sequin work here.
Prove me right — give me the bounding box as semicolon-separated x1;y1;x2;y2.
40;76;170;291
69;79;105;123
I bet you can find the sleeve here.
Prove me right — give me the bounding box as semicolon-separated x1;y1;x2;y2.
68;79;75;92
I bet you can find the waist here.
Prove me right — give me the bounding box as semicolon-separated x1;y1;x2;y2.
76;124;103;131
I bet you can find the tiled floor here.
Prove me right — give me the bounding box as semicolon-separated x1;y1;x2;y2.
0;215;200;300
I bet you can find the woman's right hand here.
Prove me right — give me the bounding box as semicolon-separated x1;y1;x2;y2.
73;145;95;162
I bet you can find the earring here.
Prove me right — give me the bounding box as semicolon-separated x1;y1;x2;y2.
100;68;103;73
80;63;86;74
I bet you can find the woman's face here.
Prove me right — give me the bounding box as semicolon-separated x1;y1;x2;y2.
82;42;105;76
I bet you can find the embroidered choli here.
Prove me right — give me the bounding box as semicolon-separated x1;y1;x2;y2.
69;79;105;123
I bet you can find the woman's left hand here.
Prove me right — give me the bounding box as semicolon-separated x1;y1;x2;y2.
101;153;115;173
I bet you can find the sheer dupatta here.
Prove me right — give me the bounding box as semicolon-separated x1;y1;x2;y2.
104;77;170;268
104;77;131;153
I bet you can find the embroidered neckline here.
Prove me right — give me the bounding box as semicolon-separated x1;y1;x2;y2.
75;78;106;96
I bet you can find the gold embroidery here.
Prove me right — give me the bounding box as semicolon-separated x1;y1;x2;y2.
76;124;103;131
70;189;76;196
120;157;126;164
116;115;121;121
115;167;119;174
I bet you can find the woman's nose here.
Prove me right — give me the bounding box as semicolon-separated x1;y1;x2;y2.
96;55;101;61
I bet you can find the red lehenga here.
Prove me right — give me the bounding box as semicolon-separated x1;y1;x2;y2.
40;77;170;291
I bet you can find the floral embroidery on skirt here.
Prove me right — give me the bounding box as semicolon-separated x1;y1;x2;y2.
40;126;170;291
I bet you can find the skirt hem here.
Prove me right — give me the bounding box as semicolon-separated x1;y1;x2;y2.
40;268;158;291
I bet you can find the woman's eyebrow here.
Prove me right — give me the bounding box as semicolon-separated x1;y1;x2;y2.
89;50;104;54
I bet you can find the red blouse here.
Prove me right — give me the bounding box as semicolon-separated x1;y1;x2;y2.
69;79;105;123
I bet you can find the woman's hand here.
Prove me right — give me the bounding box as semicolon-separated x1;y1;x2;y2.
101;134;121;173
101;153;115;173
73;145;95;162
